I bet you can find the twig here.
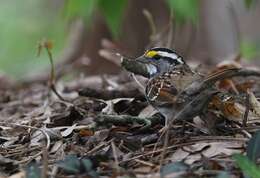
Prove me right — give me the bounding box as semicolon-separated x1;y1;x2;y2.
183;25;196;59
111;141;120;173
135;159;155;167
41;146;48;178
232;125;260;132
78;87;143;100
50;84;67;102
37;39;67;102
96;114;153;131
87;139;114;155
159;126;169;169
130;73;145;92
143;9;156;42
166;10;174;48
16;150;43;164
3;146;41;158
234;123;251;139
243;90;250;127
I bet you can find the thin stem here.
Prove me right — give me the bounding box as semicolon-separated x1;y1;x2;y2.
45;47;55;84
143;9;156;41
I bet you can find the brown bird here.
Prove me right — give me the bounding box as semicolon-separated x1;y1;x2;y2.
132;47;240;125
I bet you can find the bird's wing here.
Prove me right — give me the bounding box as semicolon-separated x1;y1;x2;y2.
145;67;196;104
146;76;178;103
203;67;240;84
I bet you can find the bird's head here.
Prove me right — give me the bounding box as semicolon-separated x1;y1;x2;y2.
135;47;185;77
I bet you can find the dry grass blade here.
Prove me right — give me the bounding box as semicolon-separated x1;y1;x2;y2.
111;141;120;173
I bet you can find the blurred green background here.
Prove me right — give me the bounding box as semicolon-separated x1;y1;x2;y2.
0;0;259;79
0;1;66;77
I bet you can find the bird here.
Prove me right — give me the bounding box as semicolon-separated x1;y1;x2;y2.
131;47;240;125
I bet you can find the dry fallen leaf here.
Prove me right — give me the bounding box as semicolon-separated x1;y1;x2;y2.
210;94;260;123
170;148;190;162
61;123;77;137
201;142;242;157
30;127;62;147
249;91;260;117
171;141;243;165
138;105;158;118
101;98;134;114
79;129;94;137
50;140;64;154
185;153;202;165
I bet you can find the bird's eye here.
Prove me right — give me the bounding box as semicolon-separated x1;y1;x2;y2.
153;54;160;59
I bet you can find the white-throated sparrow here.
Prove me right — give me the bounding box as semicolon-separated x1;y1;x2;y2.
132;47;241;124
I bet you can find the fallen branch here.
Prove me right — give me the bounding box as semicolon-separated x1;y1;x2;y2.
78;87;144;100
96;114;163;131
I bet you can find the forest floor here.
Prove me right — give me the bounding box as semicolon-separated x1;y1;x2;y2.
1;54;260;178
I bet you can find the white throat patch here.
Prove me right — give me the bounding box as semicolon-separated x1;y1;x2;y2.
146;64;157;76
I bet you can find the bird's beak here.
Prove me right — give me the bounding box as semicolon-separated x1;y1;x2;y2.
134;56;158;77
135;56;151;64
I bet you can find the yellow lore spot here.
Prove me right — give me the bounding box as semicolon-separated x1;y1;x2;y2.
145;50;158;58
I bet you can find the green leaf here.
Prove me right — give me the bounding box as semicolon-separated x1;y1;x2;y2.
166;0;199;24
216;172;230;178
57;155;98;177
240;41;258;60
81;159;99;178
64;0;96;22
244;0;254;8
160;162;189;177
57;155;81;174
98;0;128;38
0;1;66;78
247;130;260;162
233;154;260;178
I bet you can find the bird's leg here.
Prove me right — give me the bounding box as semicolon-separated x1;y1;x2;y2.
165;116;168;127
158;116;169;133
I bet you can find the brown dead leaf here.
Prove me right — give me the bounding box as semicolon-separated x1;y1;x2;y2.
210;92;260;123
210;94;257;122
110;126;129;132
79;129;94;137
215;55;242;69
235;80;255;93
217;79;238;93
212;57;243;93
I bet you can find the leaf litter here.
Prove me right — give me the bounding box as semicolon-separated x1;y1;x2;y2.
2;49;260;178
